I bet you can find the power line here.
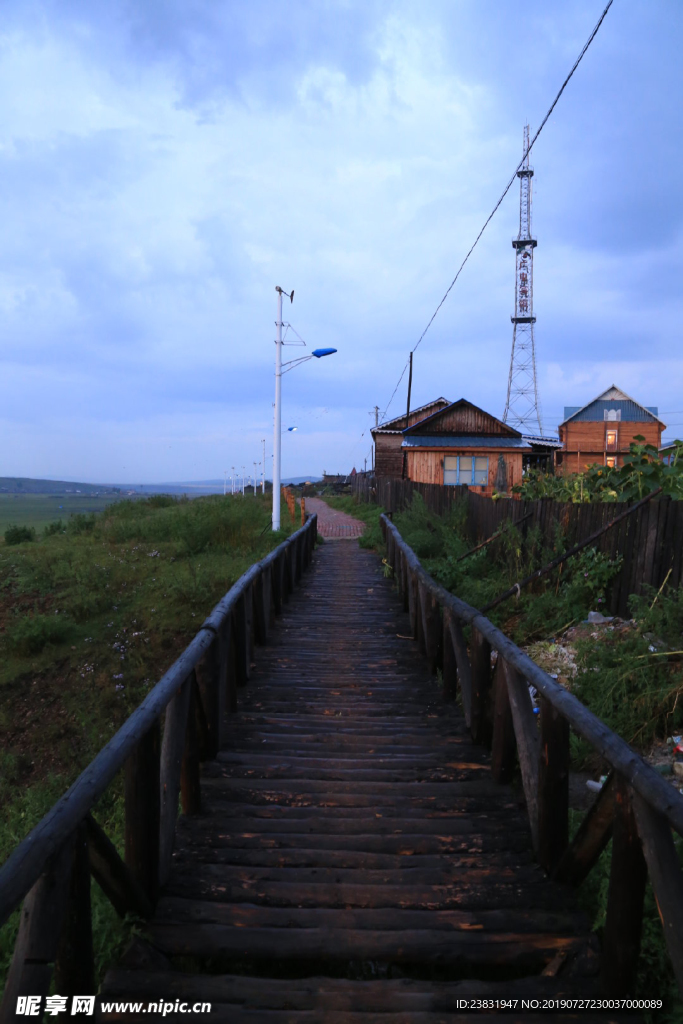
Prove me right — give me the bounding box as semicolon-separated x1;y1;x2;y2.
377;0;614;426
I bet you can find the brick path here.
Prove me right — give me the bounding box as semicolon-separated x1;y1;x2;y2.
304;496;365;540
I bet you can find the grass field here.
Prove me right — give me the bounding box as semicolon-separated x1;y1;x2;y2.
0;491;296;987
0;493;133;536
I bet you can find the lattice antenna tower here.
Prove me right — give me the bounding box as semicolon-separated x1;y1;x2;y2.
503;124;542;434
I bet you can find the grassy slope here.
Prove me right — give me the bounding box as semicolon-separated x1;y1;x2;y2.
0;492;296;987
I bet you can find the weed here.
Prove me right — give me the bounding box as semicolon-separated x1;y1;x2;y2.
4;525;36;545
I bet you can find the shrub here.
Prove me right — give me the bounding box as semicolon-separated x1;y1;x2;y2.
43;520;65;537
5;614;74;656
4;525;36;545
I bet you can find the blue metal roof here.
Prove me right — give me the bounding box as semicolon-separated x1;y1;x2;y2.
563;400;659;423
402;436;531;449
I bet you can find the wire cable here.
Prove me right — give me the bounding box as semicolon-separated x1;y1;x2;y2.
376;0;614;426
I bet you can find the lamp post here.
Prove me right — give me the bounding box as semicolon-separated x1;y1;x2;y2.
272;286;336;531
231;466;235;495
241;466;245;496
262;439;266;494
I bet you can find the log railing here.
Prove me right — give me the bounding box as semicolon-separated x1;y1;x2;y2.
0;514;318;1017
381;512;683;997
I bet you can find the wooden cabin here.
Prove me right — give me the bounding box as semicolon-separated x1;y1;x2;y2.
557;385;665;474
371;398;450;478
401;399;532;495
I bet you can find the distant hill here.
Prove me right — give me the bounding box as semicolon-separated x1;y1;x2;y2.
0;476;322;496
0;477;121;495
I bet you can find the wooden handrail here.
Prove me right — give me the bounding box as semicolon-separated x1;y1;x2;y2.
382;511;683;996
382;513;683;835
0;514;317;930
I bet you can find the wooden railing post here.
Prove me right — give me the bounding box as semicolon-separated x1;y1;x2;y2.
470;627;493;747
442;609;458;702
232;593;248;688
54;822;94;997
272;551;283;616
632;793;683;995
418;580;441;673
159;674;193;886
252;572;268;645
537;695;569;874
449;616;472;729
490;658;516;784
502;659;540;851
0;838;75;1016
600;777;647;996
180;677;202;816
195;634;225;759
125;719;160;903
85;814;152;920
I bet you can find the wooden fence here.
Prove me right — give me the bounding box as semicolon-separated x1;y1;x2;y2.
0;515;318;1017
354;475;683;617
382;513;683;997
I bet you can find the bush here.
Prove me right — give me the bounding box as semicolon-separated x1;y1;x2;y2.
43;520;65;537
4;525;36;545
5;614;74;655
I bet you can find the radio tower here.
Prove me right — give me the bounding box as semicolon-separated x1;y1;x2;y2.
503;124;542;434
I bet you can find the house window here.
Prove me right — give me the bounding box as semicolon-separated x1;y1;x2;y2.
443;455;489;486
604;409;621;421
606;455;618;469
606;429;618;451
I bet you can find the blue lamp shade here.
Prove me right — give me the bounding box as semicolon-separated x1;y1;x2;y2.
288;426;298;432
311;348;337;358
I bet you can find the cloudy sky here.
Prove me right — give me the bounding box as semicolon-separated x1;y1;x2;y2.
1;0;682;483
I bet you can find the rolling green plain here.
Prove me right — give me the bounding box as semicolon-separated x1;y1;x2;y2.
0;493;133;536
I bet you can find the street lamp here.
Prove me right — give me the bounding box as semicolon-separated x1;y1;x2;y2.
241;466;246;495
272;286;336;531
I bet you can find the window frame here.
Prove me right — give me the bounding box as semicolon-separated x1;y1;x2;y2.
443;454;489;487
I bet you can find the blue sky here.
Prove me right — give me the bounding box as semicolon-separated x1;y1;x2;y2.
1;0;681;482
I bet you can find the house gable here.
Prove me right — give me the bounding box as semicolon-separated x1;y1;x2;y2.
404;399;522;439
560;385;665;427
372;398;450;436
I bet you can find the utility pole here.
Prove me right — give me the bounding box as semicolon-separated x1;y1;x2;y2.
241;466;245;496
231;466;235;495
253;462;259;492
369;406;379;472
261;439;266;494
272;288;284;530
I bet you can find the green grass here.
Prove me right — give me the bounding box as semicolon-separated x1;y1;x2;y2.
0;493;135;536
0;492;296;989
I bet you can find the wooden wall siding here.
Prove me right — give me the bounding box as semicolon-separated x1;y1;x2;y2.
558;422;663;476
406;450;524;495
374;435;404;478
409;405;519;437
353;475;683;619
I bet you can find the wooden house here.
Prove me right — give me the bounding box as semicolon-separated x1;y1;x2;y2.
371;398;450;478
557;385;665;474
401;399;533;495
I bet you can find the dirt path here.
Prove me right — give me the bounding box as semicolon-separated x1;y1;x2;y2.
304;496;365;540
